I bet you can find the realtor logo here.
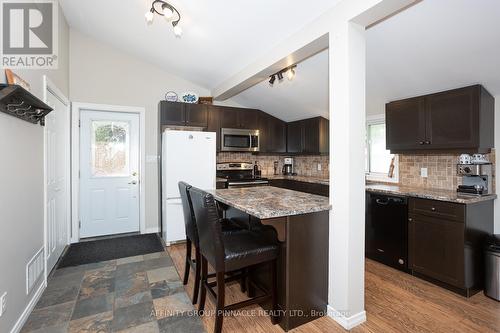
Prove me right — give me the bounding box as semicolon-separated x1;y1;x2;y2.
1;0;58;69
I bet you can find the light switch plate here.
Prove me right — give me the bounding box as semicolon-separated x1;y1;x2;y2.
421;167;428;178
317;163;322;171
0;292;6;317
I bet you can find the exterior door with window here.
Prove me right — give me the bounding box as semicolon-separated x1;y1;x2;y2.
80;111;140;238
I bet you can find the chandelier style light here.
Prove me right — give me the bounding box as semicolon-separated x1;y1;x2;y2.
145;0;182;37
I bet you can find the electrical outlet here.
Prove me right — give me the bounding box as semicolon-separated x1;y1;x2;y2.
0;292;6;317
317;163;322;171
421;167;428;178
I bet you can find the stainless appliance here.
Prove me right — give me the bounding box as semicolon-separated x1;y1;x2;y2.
484;235;500;301
457;163;493;196
216;162;269;188
366;193;409;272
221;128;259;152
282;157;294;175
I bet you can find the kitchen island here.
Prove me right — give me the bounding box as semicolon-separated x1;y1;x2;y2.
211;186;331;331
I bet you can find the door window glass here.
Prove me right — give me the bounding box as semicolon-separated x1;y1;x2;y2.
91;120;130;176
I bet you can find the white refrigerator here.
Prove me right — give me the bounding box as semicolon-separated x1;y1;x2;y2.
161;130;216;244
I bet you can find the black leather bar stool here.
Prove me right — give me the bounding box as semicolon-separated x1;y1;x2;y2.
189;186;279;333
178;181;244;304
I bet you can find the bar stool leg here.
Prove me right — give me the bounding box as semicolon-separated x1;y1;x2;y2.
240;268;247;293
198;256;208;313
192;247;201;304
215;271;226;333
271;259;279;325
183;238;192;285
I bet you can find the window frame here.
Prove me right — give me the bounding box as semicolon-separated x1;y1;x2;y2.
365;114;399;183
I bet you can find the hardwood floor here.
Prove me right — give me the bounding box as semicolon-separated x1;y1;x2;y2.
168;243;500;333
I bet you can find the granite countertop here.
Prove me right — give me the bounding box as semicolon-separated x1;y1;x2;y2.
366;183;497;204
266;175;329;185
210;186;331;219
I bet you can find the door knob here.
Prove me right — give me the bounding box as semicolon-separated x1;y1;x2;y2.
132;171;138;176
128;180;137;185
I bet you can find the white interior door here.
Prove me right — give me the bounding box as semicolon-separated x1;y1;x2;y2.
80;110;140;238
45;88;69;273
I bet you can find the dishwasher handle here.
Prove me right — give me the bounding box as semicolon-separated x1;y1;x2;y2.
375;198;389;205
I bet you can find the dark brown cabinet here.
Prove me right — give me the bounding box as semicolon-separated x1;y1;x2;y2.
286;117;329;154
270;179;328;197
409;214;464;288
258;113;287;153
159;101;329;155
159;101;208;127
220;107;258;129
408;197;493;296
207;106;221;151
386;85;494;153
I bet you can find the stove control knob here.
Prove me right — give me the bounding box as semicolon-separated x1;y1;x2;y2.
463;166;471;174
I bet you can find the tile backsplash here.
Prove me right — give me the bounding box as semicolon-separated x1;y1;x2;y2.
398;150;495;191
217;153;329;178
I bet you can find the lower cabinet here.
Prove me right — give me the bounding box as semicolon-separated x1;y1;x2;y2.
408;214;464;288
270;179;328;197
407;197;493;296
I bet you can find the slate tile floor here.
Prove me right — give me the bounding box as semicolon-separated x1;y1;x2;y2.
21;251;206;333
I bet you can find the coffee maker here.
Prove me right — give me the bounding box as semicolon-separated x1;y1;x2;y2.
457;163;493;196
282;157;294;175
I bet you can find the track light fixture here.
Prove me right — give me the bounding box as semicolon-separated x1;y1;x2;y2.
268;65;297;86
145;0;182;37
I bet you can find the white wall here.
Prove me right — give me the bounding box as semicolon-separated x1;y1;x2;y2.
69;29;242;233
0;5;69;333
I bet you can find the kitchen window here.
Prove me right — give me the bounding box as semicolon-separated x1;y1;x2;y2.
366;116;399;183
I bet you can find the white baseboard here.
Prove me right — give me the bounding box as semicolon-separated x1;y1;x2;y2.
144;227;159;234
10;280;46;333
327;305;366;330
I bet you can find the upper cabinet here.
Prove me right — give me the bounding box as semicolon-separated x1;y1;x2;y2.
287;117;329;155
258;112;287;153
219;107;259;129
386;85;494;153
158;101;329;155
159;101;208;127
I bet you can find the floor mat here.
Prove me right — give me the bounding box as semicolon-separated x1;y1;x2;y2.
57;233;164;268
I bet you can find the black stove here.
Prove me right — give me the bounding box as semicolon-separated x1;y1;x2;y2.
217;162;269;188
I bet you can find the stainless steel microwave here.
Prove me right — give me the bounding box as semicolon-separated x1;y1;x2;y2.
221;128;260;152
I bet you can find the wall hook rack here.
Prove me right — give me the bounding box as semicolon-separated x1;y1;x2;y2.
0;84;52;126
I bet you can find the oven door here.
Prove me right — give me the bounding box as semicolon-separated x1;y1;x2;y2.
221;128;259;152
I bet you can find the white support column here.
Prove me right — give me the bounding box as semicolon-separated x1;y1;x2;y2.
494;95;500;234
328;21;367;330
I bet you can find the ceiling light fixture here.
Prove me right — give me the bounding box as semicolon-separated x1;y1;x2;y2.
268;65;297;86
145;0;182;37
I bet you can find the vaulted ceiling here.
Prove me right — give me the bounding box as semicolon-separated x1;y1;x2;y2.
59;0;341;90
60;0;500;121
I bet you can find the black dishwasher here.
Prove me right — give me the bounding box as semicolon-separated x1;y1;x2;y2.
366;193;409;272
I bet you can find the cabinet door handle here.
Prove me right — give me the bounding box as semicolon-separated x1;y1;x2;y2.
419;141;425;145
431;207;436;211
408;217;413;222
425;140;431;145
